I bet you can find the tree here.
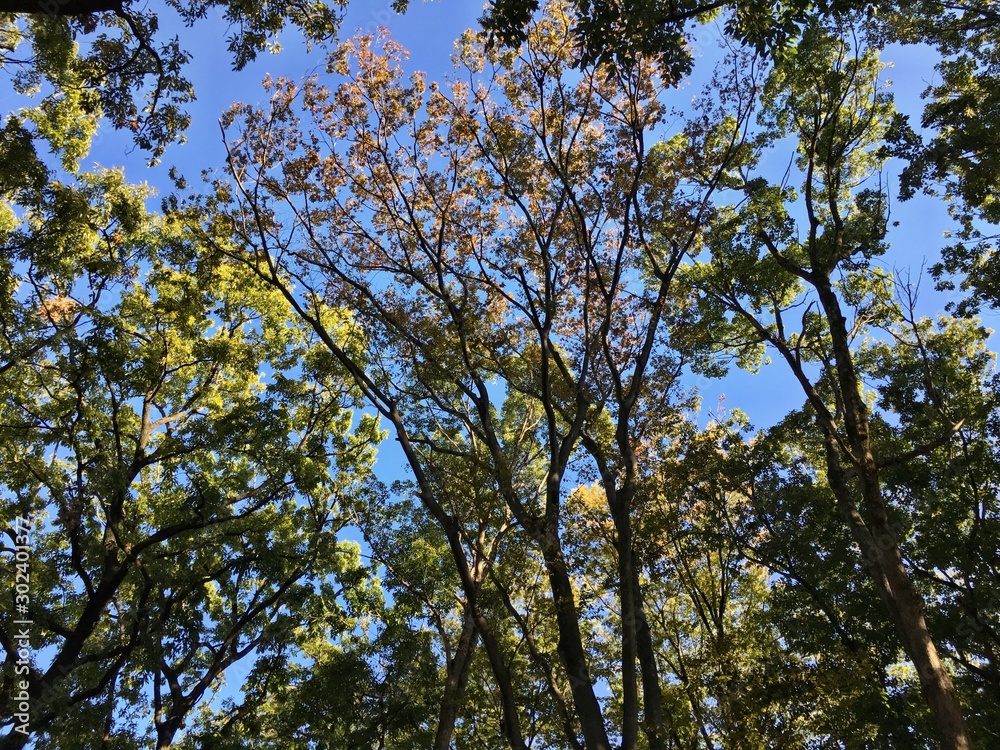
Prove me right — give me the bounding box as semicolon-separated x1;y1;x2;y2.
479;0;863;79
6;0;1000;745
180;4;754;745
686;21;978;748
1;0;347;160
569;415;847;749
0;120;380;747
861;0;1000;316
721;408;949;746
0;0;874;166
860;301;1000;740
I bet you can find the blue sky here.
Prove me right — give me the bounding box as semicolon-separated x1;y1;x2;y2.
64;0;995;435
5;4;995;743
90;0;486;178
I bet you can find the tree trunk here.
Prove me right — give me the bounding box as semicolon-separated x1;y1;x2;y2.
473;610;530;750
540;528;614;750
814;280;971;750
633;564;667;750
615;503;640;750
434;610;479;750
613;493;667;750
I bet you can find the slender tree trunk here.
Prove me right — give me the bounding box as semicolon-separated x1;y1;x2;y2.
615;502;640;750
540;527;613;750
473;610;530;750
590;429;668;750
872;518;971;750
633;564;667;750
156;702;190;750
814;280;971;750
613;495;667;750
434;610;479;750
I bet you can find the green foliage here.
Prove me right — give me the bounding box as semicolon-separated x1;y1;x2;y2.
870;0;1000;318
1;0;347;161
684;17;995;748
0;140;380;746
480;0;863;81
4;0;1000;747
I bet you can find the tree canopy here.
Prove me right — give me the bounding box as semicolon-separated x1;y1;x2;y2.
2;1;1000;749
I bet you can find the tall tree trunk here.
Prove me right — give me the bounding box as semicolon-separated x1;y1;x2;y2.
540;526;613;750
615;502;640;750
814;280;971;750
473;610;530;750
632;563;667;750
585;425;669;750
434;610;479;750
613;494;667;750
